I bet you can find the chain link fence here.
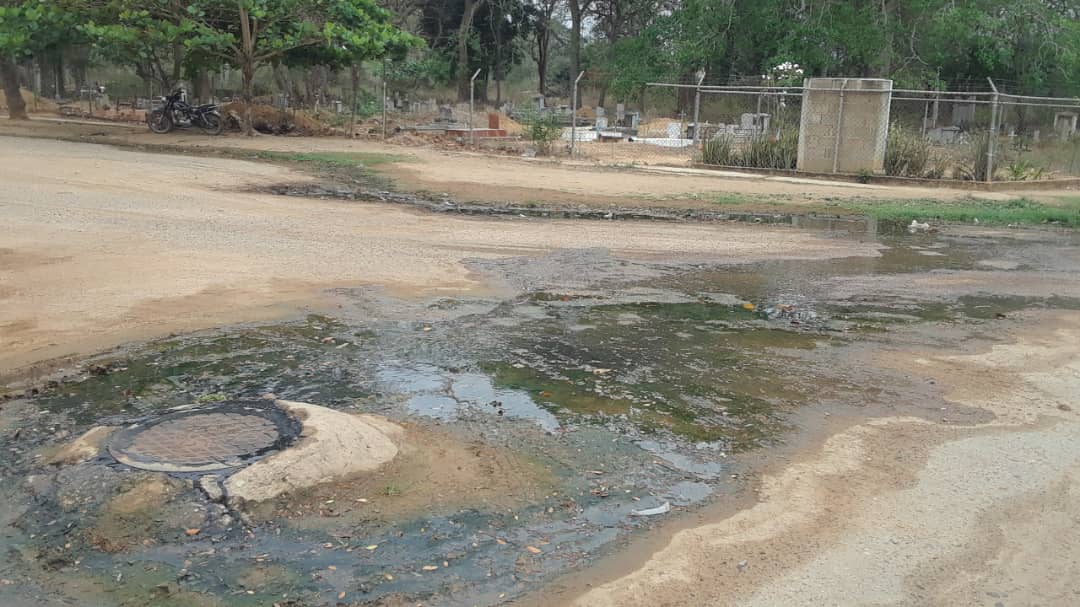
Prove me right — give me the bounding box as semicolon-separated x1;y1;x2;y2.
75;60;1079;183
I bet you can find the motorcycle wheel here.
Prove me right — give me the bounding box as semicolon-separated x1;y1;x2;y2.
200;112;224;136
148;109;173;134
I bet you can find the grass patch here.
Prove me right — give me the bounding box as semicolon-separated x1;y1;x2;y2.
242;150;408;168
840;197;1080;226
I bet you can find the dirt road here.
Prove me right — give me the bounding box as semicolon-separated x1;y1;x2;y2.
3;131;1080;607
0;136;876;377
0;119;1048;210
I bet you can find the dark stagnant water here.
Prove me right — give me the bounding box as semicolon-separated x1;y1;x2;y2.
2;220;1080;606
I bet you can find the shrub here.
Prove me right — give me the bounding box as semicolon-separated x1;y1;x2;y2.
1005;158;1047;181
700;130;797;169
956;131;1005;181
523;112;563;155
884;125;931;177
700;134;737;165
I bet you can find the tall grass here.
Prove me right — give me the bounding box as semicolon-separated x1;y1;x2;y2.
700;131;798;169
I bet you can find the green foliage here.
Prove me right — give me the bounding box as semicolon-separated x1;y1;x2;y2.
595;0;1080;101
884;125;931;177
522;111;562;155
0;1;84;57
1004;158;1046;181
700;135;736;166
83;0;420;81
700;132;797;169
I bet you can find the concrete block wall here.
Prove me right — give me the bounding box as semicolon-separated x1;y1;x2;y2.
797;78;892;173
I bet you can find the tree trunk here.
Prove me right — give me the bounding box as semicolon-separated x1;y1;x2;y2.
597;83;608;108
456;0;484;101
877;0;893;76
535;28;549;95
192;69;211;104
1;56;28;120
171;42;184;92
568;0;587;84
349;64;359;137
238;1;255;136
54;52;66;99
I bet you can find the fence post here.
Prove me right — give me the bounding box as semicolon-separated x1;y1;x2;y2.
381;60;388;140
571;71;584;157
986;77;999;183
469;68;482;149
692;69;706;149
832;78;849;174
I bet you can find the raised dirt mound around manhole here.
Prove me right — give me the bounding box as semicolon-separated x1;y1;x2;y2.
107;403;299;473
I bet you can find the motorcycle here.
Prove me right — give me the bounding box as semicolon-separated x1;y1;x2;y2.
147;90;223;135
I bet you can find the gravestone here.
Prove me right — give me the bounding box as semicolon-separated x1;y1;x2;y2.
951;98;976;125
1054;112;1077;137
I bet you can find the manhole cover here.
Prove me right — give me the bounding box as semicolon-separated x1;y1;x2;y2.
108;403;298;473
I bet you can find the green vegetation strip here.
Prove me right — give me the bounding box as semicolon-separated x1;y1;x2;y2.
840;197;1080;227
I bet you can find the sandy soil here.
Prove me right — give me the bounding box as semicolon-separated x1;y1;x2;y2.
0;136;879;379
561;311;1080;606
0;119;1054;211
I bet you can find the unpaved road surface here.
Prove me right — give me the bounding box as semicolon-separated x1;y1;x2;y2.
0;136;876;376
4;131;1080;607
556;312;1080;607
0;119;1053;209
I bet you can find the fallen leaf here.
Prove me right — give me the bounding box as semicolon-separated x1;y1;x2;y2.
328;565;337;571
539;391;552;398
525;546;542;554
742;303;756;311
338;591;346;599
495;538;507;545
365;544;378;551
384;573;394;581
592;368;612;375
185;528;200;536
422;565;438;571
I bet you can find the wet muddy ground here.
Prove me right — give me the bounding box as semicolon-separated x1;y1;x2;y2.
2;221;1079;606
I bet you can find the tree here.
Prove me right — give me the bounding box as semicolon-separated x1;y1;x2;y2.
82;6;191;94
92;0;418;134
0;1;82;119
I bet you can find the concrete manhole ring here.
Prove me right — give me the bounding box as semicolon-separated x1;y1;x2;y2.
107;401;300;473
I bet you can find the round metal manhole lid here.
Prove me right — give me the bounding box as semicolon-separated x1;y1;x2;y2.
108;404;297;473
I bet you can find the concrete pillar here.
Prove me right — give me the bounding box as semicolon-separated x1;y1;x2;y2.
797;78;892;173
